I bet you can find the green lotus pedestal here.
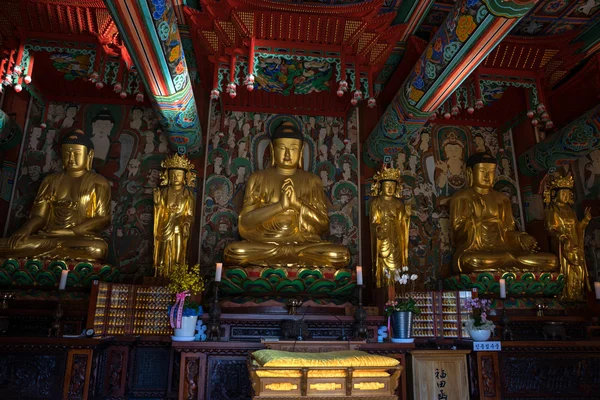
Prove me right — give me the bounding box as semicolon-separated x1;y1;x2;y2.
443;272;566;309
220;265;355;305
0;258;120;290
444;272;565;296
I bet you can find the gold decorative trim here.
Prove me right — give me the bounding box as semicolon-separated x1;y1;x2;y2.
354;382;385;390
310;382;342;391
265;382;298;391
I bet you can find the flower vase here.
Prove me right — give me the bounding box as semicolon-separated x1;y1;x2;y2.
391;311;413;342
173;315;198;341
468;329;491;341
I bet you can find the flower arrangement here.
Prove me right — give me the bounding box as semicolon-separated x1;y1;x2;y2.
168;264;206;296
383;266;420;316
463;298;495;331
384;297;421;317
168;264;206;328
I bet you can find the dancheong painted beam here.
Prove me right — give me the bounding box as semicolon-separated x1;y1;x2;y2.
363;0;536;167
105;0;202;155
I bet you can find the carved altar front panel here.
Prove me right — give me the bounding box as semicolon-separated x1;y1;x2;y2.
207;356;252;400
500;350;600;398
103;345;129;398
63;349;93;400
477;352;500;400
0;353;66;399
131;346;171;397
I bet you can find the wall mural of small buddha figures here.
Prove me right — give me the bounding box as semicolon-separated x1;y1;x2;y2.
200;103;360;268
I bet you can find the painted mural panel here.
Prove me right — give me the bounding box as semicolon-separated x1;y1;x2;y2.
254;57;334;95
200;103;360;268
8;101;167;281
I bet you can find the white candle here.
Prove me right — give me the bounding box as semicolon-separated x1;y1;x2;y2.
356;266;363;286
215;263;223;282
58;270;68;290
499;279;506;299
595;282;600;300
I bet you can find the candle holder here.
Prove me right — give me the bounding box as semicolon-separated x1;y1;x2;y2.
0;292;15;309
534;302;548;317
49;291;64;337
286;298;302;315
354;285;367;339
500;307;513;341
207;282;222;341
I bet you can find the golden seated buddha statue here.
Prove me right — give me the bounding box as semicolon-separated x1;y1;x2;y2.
224;121;350;268
449;152;557;274
0;130;111;261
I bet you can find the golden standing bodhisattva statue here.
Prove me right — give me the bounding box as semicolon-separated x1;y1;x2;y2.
449;152;557;273
153;154;196;278
370;165;411;288
224;121;350;267
544;175;591;301
0;130;111;261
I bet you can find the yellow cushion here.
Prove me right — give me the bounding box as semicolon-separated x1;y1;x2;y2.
256;369;391;378
252;361;392;378
252;350;400;368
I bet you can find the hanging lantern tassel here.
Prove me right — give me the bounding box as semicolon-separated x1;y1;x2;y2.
227;82;237;98
118;65;128;98
23;52;34;85
12;44;25;92
451;93;459;115
136;92;144;102
227;55;237;98
366;69;375;108
536;103;546;114
244;74;254;91
473;72;483;109
114;59;125;93
466;79;474;114
443;102;451;119
210;62;221;100
246;38;255;91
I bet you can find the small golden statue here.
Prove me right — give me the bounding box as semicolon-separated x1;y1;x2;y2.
224;121;349;267
0;130;111;261
544;175;591;301
370;165;411;288
449;152;557;273
153;154;196;278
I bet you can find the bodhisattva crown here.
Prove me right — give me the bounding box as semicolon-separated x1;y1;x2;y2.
161;153;194;172
371;165;402;197
373;165;402;183
543;174;574;205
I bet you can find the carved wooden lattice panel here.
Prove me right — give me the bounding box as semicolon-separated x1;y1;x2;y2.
132;347;170;394
501;353;600;398
206;356;251;400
